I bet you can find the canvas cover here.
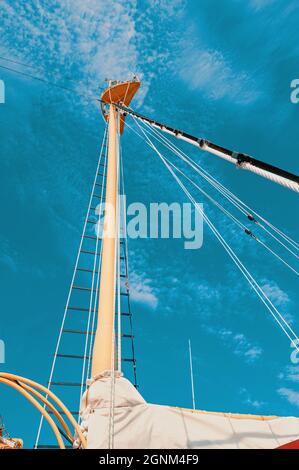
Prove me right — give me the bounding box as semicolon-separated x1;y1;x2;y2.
78;373;299;449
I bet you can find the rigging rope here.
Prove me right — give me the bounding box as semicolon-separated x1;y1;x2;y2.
137;118;299;260
0;62;99;102
117;141;124;373
134;120;299;353
126;118;298;276
162;154;299;277
119;141;138;387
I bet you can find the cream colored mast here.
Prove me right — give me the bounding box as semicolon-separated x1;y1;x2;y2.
91;103;118;376
91;79;140;377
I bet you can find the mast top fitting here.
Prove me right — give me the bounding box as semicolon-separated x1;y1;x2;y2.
100;77;140;134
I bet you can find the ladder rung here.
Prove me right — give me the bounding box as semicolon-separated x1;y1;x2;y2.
54;354;134;362
56;354;90;360
67;306;130;316
87;219;97;225
63;329;131;338
80;250;123;257
80;249;100;256
49;382;81;387
83;234;98;240
73;285;98;292
77;267;98;274
63;329;95;335
121;292;129;296
98;173;106;177
93;194;103;199
67;306;95;312
95;183;103;187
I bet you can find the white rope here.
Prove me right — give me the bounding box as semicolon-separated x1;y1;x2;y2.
35;124;108;448
255;222;298;260
158;154;299;277
117;142;123;373
126;119;298;276
138;118;299;256
135;121;299;353
257;239;299;276
119;148;137;385
139;118;299;250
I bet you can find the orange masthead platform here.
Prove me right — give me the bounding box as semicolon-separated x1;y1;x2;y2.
100;78;140;134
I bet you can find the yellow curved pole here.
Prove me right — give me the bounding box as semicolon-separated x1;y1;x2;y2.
0;373;87;448
19;382;73;442
0;377;65;449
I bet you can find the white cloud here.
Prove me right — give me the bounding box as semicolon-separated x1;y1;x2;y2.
250;0;277;11
245;346;263;361
240;387;266;409
196;282;220;301
261;280;290;306
1;0;143;100
278;365;299;383
146;0;186;18
277;387;299;407
130;271;158;310
178;46;259;104
208;327;263;362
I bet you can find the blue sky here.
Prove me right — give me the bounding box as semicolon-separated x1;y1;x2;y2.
0;0;299;447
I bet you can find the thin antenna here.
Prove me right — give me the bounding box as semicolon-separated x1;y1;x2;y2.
188;339;196;410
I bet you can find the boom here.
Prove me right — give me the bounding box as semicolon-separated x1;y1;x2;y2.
113;103;299;193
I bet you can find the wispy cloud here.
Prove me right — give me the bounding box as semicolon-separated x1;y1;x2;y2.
130;271;159;310
239;387;266;409
261;279;294;324
177;44;260;104
1;1;142;99
249;0;277;11
278;365;299;383
1;0;188;108
261;280;290;306
277;387;299;408
208;327;263;363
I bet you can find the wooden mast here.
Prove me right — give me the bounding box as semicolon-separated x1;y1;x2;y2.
91;79;140;377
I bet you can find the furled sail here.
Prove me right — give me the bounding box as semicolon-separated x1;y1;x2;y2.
78;374;299;449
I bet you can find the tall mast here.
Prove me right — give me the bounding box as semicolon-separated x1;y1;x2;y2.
91;79;140;377
91;102;119;376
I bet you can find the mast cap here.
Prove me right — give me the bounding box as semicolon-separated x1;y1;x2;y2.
100;78;140;134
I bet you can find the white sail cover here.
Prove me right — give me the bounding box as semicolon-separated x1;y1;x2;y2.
78;373;299;449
